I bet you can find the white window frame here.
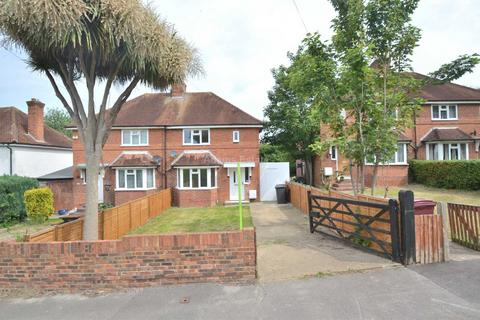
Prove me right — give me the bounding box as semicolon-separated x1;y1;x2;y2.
365;143;408;165
115;168;155;191
176;167;218;190
182;128;210;145
426;142;469;160
329;146;337;160
431;105;458;121
121;129;149;146
233;130;240;143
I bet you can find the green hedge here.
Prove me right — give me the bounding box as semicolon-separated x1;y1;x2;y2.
0;175;39;225
409;160;480;190
24;188;54;223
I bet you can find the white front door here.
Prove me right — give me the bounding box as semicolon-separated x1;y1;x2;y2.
229;168;245;201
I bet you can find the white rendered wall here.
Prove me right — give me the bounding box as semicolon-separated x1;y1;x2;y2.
0;147;11;175
12;145;72;178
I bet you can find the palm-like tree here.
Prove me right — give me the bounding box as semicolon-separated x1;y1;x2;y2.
0;0;201;239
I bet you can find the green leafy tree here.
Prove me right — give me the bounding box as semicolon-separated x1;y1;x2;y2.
0;0;201;239
44;108;72;138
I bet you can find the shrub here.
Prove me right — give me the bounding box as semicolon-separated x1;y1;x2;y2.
24;188;54;223
0;175;39;225
409;160;480;190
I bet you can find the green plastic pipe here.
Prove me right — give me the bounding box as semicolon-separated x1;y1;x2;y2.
237;161;243;230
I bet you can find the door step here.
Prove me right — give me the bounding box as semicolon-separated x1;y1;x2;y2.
224;200;250;206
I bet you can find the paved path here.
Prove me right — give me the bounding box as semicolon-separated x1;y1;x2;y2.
2;260;480;320
250;202;397;281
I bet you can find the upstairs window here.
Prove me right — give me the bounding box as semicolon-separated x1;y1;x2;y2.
122;130;148;146
432;105;457;120
233;130;240;143
183;129;210;145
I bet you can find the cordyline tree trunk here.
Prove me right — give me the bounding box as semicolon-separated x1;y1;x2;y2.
0;0;200;240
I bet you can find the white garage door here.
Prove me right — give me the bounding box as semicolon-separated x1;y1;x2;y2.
260;162;290;201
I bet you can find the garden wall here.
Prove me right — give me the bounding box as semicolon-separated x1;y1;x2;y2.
0;228;256;295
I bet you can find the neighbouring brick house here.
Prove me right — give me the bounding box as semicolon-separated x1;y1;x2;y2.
70;84;262;207
313;72;480;189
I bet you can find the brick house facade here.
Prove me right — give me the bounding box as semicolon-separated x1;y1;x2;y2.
71;85;262;207
313;73;480;188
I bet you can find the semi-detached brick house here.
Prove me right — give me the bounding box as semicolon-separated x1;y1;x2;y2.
70;84;262;207
314;72;480;189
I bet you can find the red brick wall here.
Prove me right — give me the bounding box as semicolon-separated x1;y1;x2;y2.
174;188;219;207
363;165;408;187
72;127;260;207
41;179;74;211
0;229;256;295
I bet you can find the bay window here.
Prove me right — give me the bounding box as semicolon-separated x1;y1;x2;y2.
366;143;407;165
183;129;210;145
427;143;469;160
431;105;457;120
121;129;148;146
177;168;217;189
116;168;155;190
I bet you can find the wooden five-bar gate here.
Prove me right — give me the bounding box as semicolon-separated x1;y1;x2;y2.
308;193;402;262
448;203;480;250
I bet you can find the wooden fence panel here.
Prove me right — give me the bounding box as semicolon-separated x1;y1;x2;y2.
415;214;446;264
26;188;172;242
448;203;480;250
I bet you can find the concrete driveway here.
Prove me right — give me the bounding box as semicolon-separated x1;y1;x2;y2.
250;202;398;281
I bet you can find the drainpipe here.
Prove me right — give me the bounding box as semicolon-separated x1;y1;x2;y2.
413;110;418;159
1;144;13;175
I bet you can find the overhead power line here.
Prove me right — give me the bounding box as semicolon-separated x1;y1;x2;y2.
292;0;308;33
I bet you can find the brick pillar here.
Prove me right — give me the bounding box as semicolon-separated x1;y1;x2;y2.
26;98;45;141
171;83;186;97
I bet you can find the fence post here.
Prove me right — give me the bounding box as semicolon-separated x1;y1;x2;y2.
437;202;450;262
388;199;401;263
307;191;314;233
399;190;415;265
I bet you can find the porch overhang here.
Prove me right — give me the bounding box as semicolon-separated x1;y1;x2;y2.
223;162;255;168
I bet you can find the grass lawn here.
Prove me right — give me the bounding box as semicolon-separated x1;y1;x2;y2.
0;218;63;242
367;183;480;206
129;205;253;234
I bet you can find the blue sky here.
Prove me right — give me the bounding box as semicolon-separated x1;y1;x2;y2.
1;0;479;120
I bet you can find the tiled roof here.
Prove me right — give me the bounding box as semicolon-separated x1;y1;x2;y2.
410;72;480;102
110;152;159;167
422;128;474;142
66;92;262;128
38;166;73;180
0;107;72;148
398;132;411;142
171;150;223;167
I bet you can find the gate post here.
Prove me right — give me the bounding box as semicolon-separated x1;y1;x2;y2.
399;190;415;265
307;191;314;233
388;199;401;262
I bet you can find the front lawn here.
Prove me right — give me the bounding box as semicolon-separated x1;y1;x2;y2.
129;205;253;234
369;183;480;206
0;218;63;242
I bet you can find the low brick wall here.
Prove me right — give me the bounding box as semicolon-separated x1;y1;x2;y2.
174;188;219;207
0;228;256;295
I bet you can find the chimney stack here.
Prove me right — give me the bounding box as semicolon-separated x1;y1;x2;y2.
170;83;186;97
26;98;45;141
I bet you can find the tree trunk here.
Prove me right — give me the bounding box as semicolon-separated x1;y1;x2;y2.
370;163;379;196
84;148;101;240
359;163;365;194
349;160;357;195
305;157;313;186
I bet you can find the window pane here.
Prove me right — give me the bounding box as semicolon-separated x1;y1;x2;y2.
136;170;143;188
461;144;467;160
200;169;208;187
450;144;459;160
122;131;131;144
127;173;135;188
118;170;125;188
193;133;200;144
432;144;438;160
449;105;456;118
183;169;190;188
331;146;336;159
183;130;191;144
133;133;141;145
440;109;447;119
202;130;209;143
397;144;405;163
244;167;250;183
192;171;199;188
432;106;439;119
141;130;148;144
210;169;216;187
443;144;448;160
147;169;153;188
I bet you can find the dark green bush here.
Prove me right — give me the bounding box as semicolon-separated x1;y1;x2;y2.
409;160;480;190
0;175;39;225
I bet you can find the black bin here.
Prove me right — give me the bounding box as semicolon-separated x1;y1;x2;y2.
275;184;287;204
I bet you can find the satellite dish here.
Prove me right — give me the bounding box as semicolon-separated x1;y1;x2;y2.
152;155;161;165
